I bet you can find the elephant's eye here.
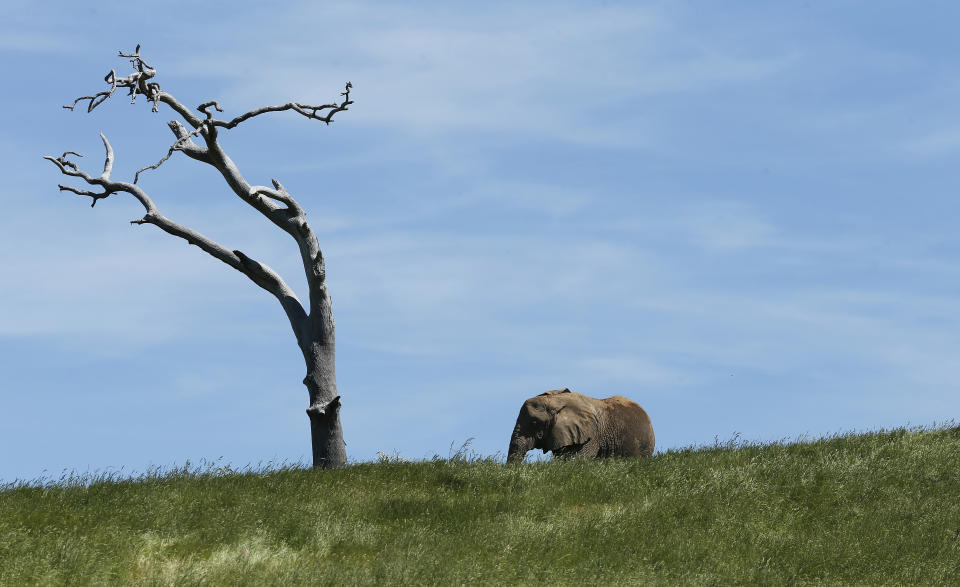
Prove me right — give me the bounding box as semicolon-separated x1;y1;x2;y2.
535;430;544;439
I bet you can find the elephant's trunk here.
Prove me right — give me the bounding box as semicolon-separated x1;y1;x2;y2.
507;431;532;463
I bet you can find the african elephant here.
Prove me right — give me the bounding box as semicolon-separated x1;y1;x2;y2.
507;388;654;462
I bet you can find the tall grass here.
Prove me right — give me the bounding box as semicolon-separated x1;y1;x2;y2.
2;426;959;585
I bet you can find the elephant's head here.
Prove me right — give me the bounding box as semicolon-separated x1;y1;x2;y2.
507;388;599;463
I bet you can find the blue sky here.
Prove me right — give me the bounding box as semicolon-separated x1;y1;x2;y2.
2;1;959;481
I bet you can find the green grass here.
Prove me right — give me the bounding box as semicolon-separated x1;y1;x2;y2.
2;426;960;585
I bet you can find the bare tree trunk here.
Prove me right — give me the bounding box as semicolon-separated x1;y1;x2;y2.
302;312;346;469
46;47;353;471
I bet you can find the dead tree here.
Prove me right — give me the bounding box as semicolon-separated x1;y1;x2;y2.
45;46;352;468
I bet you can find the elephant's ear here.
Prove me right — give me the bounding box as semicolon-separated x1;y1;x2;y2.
538;388;571;397
546;400;596;450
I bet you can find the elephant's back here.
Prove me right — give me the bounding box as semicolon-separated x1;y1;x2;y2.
604;395;655;457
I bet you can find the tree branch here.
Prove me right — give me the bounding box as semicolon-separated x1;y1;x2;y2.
166;120;208;159
134;211;308;338
63;45;202;129
57;183;112;207
61;45;350;141
200;138;328;310
64;44;162;114
54;46;349;336
134;122;207;183
159;92;204;129
44;136;153;211
208;82;353;129
44;139;308;335
198;101;223;118
249;179;304;217
99;133;114;180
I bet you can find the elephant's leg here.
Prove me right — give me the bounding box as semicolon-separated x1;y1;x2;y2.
552;443;583;459
577;437;600;458
554;437;600;459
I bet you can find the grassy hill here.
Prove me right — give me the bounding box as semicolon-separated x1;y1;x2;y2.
2;425;959;585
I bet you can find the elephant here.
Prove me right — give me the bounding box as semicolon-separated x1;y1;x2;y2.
507;388;654;462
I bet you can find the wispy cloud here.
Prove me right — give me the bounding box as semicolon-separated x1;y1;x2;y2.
166;2;795;147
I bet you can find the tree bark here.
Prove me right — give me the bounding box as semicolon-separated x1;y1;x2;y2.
301;299;346;469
